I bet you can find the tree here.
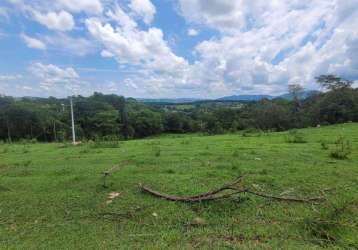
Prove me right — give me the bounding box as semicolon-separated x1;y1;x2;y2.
288;84;304;102
251;100;291;131
315;75;353;91
288;84;305;127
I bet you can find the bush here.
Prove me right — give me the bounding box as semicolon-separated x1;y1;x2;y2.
330;136;351;159
286;130;307;143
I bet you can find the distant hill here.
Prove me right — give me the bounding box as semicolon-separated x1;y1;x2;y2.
277;90;321;100
135;90;321;104
136;98;204;103
217;95;274;101
218;91;321;102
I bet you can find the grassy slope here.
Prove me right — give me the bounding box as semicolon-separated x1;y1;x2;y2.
0;124;358;249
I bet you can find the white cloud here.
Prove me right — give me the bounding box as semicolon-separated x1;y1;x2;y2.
129;0;156;25
178;0;245;33
3;0;358;98
32;10;74;31
43;33;97;56
0;7;9;20
187;28;199;36
0;30;6;39
21;34;47;50
0;74;22;81
174;0;358;96
86;4;187;73
57;0;103;14
101;50;114;58
29;63;79;91
105;3;137;30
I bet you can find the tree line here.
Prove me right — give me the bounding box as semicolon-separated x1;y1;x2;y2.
0;75;357;142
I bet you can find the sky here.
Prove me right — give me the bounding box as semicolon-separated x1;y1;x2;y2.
0;0;357;98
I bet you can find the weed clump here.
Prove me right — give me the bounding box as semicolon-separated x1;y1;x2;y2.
330;136;351;160
303;199;357;248
286;130;307;143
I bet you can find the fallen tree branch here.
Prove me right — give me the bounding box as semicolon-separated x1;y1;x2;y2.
244;190;324;203
140;185;245;202
140;176;245;202
140;177;324;203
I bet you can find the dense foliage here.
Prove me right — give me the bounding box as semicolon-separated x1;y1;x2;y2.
0;75;357;142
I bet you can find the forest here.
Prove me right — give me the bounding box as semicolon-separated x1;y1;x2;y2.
1;75;357;142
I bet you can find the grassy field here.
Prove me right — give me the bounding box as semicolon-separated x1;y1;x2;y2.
1;123;358;249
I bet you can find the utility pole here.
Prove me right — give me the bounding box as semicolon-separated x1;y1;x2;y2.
70;96;76;144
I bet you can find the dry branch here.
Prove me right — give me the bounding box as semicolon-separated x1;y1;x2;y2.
244;190;323;203
140;176;245;202
140;177;324;203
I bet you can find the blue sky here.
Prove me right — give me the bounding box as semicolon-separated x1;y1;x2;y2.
0;0;357;98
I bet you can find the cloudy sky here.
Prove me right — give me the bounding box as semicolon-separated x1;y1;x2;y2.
0;0;357;98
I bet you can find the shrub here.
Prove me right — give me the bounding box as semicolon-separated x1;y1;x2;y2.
286;130;307;143
330;136;351;160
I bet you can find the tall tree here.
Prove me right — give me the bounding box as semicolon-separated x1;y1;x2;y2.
316;75;353;91
288;84;304;102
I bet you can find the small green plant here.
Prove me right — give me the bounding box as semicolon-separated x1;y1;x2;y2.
79;148;90;154
22;146;30;154
91;141;121;149
102;171;110;188
286;130;307;143
181;139;190;145
242;128;260;137
320;140;329;150
23;160;32;167
153;146;161;157
165;169;175;174
330;136;351;160
0;147;9;154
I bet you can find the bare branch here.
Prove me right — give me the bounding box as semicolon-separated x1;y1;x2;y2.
140;177;324;203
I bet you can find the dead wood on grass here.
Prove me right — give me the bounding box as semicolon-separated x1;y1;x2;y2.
140;177;324;203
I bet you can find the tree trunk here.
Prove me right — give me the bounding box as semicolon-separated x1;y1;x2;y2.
43;127;47;141
6;119;12;143
53;120;57;142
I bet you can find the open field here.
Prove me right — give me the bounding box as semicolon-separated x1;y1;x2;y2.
1;124;358;249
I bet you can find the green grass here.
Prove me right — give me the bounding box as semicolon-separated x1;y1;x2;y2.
1;123;358;249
